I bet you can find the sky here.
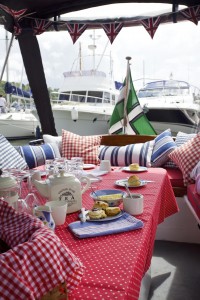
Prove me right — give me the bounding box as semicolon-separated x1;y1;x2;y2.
0;3;200;91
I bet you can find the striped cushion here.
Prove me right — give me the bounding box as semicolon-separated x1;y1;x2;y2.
151;129;177;167
98;140;154;167
14;143;61;169
164;131;197;168
169;133;200;186
0;135;27;170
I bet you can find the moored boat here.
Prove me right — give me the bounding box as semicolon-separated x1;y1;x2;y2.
32;35;120;136
0;88;39;139
137;78;200;135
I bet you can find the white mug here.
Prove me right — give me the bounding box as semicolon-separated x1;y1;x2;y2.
99;160;111;172
123;193;143;215
46;200;68;226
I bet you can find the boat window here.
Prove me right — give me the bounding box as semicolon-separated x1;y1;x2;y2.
104;92;111;104
87;91;103;103
71;91;86;102
59;93;70;101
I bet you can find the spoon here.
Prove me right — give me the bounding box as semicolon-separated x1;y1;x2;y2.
124;184;133;198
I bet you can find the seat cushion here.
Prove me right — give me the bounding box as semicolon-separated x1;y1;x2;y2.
0;134;27;170
15;143;61;169
165;168;184;188
62;129;102;165
43;134;62;155
164;131;197;169
151;129;177;167
169;133;200;186
98;140;154;167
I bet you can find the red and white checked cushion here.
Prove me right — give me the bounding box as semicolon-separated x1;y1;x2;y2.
169;133;200;186
62;129;102;164
0;200;84;300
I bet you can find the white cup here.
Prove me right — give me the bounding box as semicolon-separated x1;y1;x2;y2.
46;200;68;226
123;193;143;215
99;160;111;172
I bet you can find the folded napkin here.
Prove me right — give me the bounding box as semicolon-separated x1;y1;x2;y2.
82;169;108;177
68;212;143;239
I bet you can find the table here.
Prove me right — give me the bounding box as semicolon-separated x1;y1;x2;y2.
46;167;178;300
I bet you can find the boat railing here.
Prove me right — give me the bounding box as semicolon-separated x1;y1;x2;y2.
7;95;36;112
50;91;114;106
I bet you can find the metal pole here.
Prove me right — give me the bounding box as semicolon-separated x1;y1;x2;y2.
123;56;131;134
0;33;14;82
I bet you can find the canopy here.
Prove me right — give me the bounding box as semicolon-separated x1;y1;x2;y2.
0;0;199;136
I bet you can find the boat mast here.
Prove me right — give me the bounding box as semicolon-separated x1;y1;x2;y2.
79;42;82;74
88;30;100;72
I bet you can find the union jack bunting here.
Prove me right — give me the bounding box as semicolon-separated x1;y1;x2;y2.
32;19;53;35
101;22;123;44
0;4;27;21
140;16;161;39
180;6;200;25
66;23;88;43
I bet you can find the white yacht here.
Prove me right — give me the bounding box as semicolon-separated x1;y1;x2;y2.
0;93;39;139
32;36;120;136
137;78;200;135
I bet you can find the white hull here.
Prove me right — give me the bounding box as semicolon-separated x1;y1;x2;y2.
33;103;113;135
150;121;198;136
0;111;39;139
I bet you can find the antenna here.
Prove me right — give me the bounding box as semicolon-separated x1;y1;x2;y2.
88;30;101;70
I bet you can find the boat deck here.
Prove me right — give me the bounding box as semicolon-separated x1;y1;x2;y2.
149;240;200;300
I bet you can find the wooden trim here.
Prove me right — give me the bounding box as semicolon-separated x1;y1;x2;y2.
101;134;156;146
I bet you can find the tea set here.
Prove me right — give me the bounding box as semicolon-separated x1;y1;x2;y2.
0;158;144;229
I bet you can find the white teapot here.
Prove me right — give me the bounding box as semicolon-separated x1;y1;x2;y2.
0;170;19;205
34;170;91;213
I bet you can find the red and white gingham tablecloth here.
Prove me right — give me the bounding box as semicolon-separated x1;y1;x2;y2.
0;200;84;300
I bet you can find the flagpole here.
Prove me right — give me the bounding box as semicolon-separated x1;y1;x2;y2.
123;56;131;134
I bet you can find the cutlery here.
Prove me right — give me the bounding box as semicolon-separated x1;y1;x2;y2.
124;184;132;198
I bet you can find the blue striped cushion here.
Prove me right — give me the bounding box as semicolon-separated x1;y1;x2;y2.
98;140;154;167
0;134;27;170
14;143;61;169
151;129;177;167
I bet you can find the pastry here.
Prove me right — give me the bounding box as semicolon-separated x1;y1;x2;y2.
129;163;139;171
128;175;141;186
105;207;121;216
93;201;109;210
88;208;107;219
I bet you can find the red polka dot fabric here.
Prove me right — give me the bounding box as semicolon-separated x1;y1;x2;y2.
19;167;178;299
55;167;177;299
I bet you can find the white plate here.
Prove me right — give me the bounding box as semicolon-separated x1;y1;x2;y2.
122;166;148;173
115;179;147;188
79;210;125;222
83;164;96;169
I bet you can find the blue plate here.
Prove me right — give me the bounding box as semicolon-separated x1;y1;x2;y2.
79;210;125;222
90;189;126;200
